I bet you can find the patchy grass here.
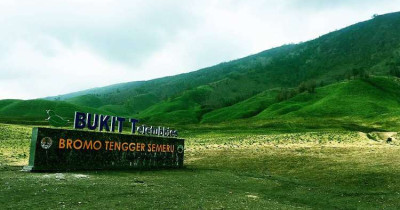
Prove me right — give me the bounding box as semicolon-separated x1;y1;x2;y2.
0;124;31;167
1;123;400;209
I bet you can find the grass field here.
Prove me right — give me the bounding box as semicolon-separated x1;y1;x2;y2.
1;123;400;209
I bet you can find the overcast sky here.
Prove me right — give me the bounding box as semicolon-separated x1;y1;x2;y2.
1;0;400;99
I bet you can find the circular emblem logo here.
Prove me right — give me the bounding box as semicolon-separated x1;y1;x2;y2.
177;145;184;153
41;137;53;149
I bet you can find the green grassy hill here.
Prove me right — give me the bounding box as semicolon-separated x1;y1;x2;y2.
65;94;103;108
248;77;400;131
2;12;400;130
0;99;115;124
135;76;400;130
137;86;213;124
48;12;400;116
201;89;279;123
255;77;400;119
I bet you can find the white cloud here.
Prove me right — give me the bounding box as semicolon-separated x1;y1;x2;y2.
1;0;400;99
0;37;133;99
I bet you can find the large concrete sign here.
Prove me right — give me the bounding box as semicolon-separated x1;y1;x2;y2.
25;127;185;171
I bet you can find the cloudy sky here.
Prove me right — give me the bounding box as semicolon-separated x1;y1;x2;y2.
1;0;400;99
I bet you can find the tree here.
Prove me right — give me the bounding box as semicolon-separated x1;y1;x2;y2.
276;88;297;102
352;68;360;78
306;80;317;93
389;66;400;78
386;61;400;78
298;82;307;93
351;67;369;79
298;80;317;94
335;75;343;82
346;72;352;80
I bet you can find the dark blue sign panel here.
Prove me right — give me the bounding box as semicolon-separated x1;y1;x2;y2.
25;127;185;171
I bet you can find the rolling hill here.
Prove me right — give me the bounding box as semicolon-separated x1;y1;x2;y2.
137;76;400;127
1;11;400;130
0;99;114;124
255;77;400;119
48;12;400;110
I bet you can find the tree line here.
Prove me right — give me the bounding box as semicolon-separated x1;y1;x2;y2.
276;80;317;102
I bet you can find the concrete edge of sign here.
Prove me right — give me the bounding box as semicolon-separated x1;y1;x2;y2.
24;127;39;172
